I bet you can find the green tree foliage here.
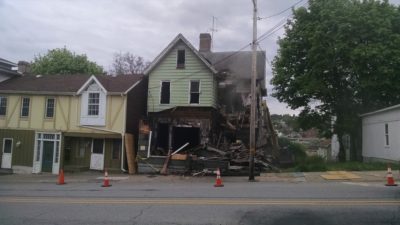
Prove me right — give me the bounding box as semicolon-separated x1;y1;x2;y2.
31;47;104;75
271;0;400;161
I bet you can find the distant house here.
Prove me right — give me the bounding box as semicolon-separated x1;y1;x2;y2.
0;58;22;82
137;33;276;171
0;74;147;174
361;104;400;162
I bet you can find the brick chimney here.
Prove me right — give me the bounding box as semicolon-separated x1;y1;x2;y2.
199;33;212;52
17;61;31;75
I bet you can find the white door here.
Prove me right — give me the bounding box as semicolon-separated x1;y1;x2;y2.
90;139;104;170
1;139;13;169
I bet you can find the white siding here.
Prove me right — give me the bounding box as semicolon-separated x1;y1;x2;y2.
362;108;400;161
80;82;106;126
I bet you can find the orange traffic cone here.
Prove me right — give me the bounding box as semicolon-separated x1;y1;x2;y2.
385;165;397;186
57;169;66;185
214;168;224;187
101;170;112;187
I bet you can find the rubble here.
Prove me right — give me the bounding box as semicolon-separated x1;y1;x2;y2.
145;141;278;176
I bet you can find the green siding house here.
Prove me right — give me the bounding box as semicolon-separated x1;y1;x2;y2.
137;33;275;173
141;34;220;160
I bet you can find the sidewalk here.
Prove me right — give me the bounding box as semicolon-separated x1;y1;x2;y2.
0;170;395;184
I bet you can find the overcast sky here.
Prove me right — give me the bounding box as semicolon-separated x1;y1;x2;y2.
1;0;399;115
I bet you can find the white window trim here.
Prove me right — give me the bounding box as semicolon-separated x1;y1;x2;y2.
20;97;30;118
32;132;61;174
2;138;13;154
80;82;106;126
0;96;7;116
160;80;171;105
91;138;105;154
87;91;101;117
45;97;56;119
189;80;201;104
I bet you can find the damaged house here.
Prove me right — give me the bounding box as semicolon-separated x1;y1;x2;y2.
137;33;277;174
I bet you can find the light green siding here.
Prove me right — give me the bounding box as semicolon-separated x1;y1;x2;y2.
148;41;217;112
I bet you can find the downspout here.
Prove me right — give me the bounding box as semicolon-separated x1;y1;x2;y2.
121;93;127;172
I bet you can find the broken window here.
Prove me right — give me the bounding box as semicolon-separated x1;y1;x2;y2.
177;49;185;68
190;80;200;104
160;81;170;104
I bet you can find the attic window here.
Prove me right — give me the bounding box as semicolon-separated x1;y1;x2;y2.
88;93;100;116
177;50;185;68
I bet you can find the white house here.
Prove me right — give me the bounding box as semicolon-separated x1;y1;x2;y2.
361;104;400;162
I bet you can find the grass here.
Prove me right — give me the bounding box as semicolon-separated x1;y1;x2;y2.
284;160;400;172
278;137;400;172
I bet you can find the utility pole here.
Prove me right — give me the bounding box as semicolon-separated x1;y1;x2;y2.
249;0;257;181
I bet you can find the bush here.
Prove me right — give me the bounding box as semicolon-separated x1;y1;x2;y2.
294;155;327;172
288;142;307;164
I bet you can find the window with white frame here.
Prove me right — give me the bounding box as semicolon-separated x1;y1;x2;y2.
0;96;7;116
92;139;104;154
45;98;55;118
385;123;389;146
190;80;200;104
160;81;170;104
3;138;12;153
88;93;100;116
21;97;30;117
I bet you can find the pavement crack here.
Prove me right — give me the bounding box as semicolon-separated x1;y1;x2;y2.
131;205;152;225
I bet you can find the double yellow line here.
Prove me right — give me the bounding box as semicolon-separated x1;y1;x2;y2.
0;197;399;206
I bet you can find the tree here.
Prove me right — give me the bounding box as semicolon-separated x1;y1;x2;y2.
271;0;400;161
31;47;104;75
110;52;150;75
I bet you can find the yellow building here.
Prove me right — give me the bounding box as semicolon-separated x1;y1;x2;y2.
0;74;147;174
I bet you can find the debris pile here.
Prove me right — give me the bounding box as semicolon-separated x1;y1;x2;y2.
166;141;277;176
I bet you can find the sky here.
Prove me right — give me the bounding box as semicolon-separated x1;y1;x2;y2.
1;0;400;115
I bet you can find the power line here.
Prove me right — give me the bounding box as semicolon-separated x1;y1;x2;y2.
259;0;304;20
257;0;309;44
148;1;309;90
148;43;251;89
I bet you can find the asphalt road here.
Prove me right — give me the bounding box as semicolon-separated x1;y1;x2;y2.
0;176;399;225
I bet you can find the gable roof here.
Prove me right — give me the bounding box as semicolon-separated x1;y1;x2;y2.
0;74;144;95
144;33;217;75
77;75;107;94
360;104;400;117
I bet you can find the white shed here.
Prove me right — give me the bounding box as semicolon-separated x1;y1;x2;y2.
361;105;400;162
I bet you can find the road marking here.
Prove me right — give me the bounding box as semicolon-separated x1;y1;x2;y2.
0;197;399;206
